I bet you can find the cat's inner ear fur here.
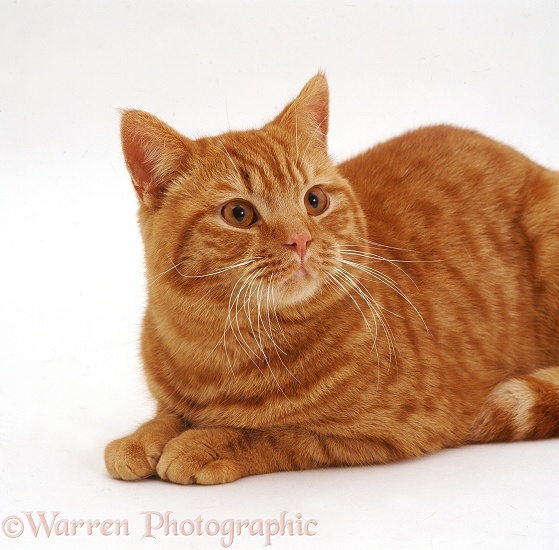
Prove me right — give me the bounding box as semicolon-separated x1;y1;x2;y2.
270;72;330;147
120;110;192;209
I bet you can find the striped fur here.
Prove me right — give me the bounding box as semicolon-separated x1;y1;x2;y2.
105;74;559;484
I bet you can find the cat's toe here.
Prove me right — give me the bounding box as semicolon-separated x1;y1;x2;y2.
194;459;245;485
104;437;157;481
156;432;245;485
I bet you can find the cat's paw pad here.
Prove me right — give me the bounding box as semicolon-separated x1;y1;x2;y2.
156;431;246;485
104;436;160;481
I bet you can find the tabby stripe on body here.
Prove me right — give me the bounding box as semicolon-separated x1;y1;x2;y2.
105;73;559;485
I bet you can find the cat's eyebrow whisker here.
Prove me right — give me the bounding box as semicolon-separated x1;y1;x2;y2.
300;113;328;165
216;136;243;182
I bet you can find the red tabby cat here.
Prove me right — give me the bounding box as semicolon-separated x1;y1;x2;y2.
105;74;559;484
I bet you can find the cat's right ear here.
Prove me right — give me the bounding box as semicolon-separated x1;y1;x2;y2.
270;72;330;149
120;110;192;209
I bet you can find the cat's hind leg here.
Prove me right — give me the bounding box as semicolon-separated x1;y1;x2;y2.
468;366;559;443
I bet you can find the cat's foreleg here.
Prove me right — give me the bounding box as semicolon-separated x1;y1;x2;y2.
104;412;185;480
155;426;407;485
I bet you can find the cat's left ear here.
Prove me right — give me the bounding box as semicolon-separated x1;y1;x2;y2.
120;110;193;209
270;72;329;148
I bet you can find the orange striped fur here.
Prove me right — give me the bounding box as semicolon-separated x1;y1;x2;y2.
105;74;559;484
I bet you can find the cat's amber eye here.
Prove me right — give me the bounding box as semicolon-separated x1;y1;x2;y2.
305;186;329;216
221;200;258;228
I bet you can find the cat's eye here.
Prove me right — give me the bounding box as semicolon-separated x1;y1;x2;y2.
305;186;329;216
221;200;258;228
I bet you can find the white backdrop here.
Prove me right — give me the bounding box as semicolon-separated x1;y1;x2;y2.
1;1;559;548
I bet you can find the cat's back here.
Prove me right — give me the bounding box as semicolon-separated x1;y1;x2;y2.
337;124;559;369
337;124;550;251
338;124;536;212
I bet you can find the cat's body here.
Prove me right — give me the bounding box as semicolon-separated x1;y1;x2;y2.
105;74;559;484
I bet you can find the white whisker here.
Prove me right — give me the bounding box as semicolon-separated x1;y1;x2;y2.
331;269;380;346
258;280;288;356
252;275;292;400
148;259;186;286
300;113;328;164
227;269;265;365
339;258;429;332
216;136;243;182
355;236;415;252
270;274;288;343
176;258;263;279
327;271;382;386
335;266;399;374
149;256;262;287
337;247;443;264
246;274;267;360
294;102;299;163
262;278;299;382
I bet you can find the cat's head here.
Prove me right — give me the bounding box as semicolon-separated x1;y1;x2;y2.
121;74;367;312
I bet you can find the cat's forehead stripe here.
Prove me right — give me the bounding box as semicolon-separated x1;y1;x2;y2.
224;137;303;197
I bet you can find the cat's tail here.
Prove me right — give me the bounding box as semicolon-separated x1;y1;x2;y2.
467;366;559;443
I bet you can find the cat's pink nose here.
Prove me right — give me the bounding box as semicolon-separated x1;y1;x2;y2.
285;232;311;261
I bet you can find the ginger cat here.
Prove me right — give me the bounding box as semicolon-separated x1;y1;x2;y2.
105;74;559;485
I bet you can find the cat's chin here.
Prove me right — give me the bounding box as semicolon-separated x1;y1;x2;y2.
274;268;321;306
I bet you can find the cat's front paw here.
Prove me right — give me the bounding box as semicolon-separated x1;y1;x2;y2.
156;429;247;485
105;415;186;481
105;435;162;481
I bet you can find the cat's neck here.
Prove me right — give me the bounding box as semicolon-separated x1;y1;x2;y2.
146;279;368;372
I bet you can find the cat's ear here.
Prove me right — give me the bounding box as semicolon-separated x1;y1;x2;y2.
271;72;329;148
120;110;193;209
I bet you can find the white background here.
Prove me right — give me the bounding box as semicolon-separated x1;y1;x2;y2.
2;1;559;549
